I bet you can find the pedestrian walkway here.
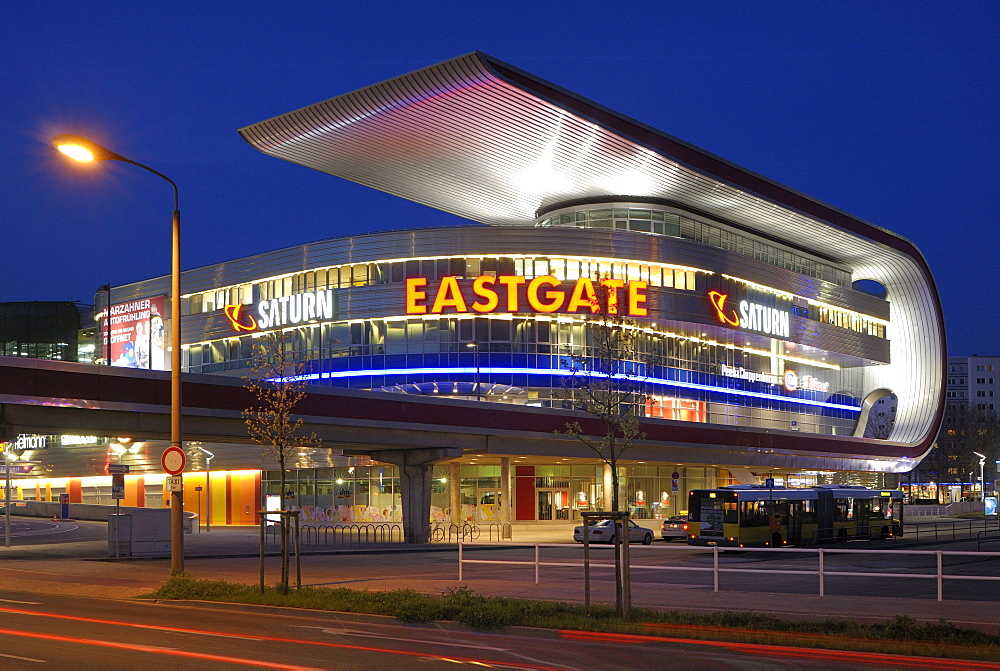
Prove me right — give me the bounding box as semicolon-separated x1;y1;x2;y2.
0;517;997;636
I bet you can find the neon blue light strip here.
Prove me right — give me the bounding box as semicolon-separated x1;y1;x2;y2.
279;367;861;412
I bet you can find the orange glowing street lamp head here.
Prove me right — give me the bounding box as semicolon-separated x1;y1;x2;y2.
52;134;123;163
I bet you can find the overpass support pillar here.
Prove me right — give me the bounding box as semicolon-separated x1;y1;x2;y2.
371;448;461;544
449;462;462;524
603;463;614;510
500;457;512;534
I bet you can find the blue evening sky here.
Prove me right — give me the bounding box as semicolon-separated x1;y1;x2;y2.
3;2;997;355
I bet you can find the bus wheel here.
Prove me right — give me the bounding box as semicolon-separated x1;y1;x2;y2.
770;533;782;548
879;526;890;540
836;528;847;542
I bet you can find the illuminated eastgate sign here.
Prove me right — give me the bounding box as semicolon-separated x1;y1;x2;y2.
406;276;648;316
240;289;335;331
720;365;830;393
708;291;789;338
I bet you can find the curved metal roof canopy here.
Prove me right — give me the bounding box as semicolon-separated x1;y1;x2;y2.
238;52;945;462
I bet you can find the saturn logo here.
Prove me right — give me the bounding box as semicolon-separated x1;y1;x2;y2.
224;304;258;332
708;291;740;327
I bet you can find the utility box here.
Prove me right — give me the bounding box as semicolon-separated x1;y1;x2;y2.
108;509;171;557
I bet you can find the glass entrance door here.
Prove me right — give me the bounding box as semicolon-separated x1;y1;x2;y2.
478;490;501;522
537;489;569;521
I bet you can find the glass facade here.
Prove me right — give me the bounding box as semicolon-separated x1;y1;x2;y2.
176;196;888;437
537;204;853;288
264;462;733;524
1;301;81;361
82;200;903;524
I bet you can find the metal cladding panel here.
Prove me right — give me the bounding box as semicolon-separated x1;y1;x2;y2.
234;53;943;458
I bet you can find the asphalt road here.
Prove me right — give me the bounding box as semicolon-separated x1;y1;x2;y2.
0;590;986;670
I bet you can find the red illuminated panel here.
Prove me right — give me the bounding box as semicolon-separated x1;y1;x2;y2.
645;397;707;422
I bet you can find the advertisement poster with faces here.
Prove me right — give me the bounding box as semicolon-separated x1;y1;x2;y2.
105;296;166;370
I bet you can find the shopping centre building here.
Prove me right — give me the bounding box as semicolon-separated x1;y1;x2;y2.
8;53;946;527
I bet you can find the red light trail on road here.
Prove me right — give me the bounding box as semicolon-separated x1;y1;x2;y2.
560;629;998;670
0;606;559;670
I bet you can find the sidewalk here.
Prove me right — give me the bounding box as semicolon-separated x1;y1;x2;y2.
0;518;997;635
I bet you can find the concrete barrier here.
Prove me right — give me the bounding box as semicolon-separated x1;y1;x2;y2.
1;500;196;532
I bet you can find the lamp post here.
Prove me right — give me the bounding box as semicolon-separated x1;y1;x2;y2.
98;283;111;365
53;134;185;574
195;445;215;532
466;342;480;401
974;451;986;502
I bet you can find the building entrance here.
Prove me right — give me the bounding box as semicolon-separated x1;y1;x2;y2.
537;488;570;521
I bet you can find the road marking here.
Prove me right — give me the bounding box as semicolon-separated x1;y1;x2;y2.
0;598;43;605
0;606;560;670
0;627;317;669
0;652;45;663
297;625;510;651
559;629;1000;670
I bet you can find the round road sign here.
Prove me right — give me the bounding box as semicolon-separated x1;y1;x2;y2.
161;446;186;476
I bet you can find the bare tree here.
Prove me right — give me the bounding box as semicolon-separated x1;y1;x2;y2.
243;330;320;590
557;277;652;618
934;404;1000;499
558;278;649;512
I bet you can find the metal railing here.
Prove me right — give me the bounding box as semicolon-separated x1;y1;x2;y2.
905;517;999;542
293;523;403;545
431;522;511;543
978;529;1000;552
456;542;1000;602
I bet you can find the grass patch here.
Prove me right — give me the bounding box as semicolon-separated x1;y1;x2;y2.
144;576;1000;662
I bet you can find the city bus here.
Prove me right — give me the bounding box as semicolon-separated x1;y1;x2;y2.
687;485;904;547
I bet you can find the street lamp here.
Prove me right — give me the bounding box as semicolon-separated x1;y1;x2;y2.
53;134;185;574
466;342;480;401
974;452;986;502
194;445;215;532
97;284;111;365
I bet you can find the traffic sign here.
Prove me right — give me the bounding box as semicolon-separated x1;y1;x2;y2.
161;446;186;475
111;474;125;500
166;476;183;492
108;464;130;475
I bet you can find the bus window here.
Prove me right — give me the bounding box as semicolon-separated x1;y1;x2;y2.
832;498;850;521
802;499;818;524
740;500;768;527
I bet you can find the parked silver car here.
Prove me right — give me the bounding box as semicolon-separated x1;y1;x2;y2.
660;514;690;541
573;519;654;545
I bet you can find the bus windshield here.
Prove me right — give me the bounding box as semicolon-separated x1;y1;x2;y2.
691;491;736;536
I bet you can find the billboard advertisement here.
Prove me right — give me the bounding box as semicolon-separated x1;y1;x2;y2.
104;296;166;370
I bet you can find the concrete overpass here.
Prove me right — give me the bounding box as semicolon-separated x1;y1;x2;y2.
1;356;912;541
